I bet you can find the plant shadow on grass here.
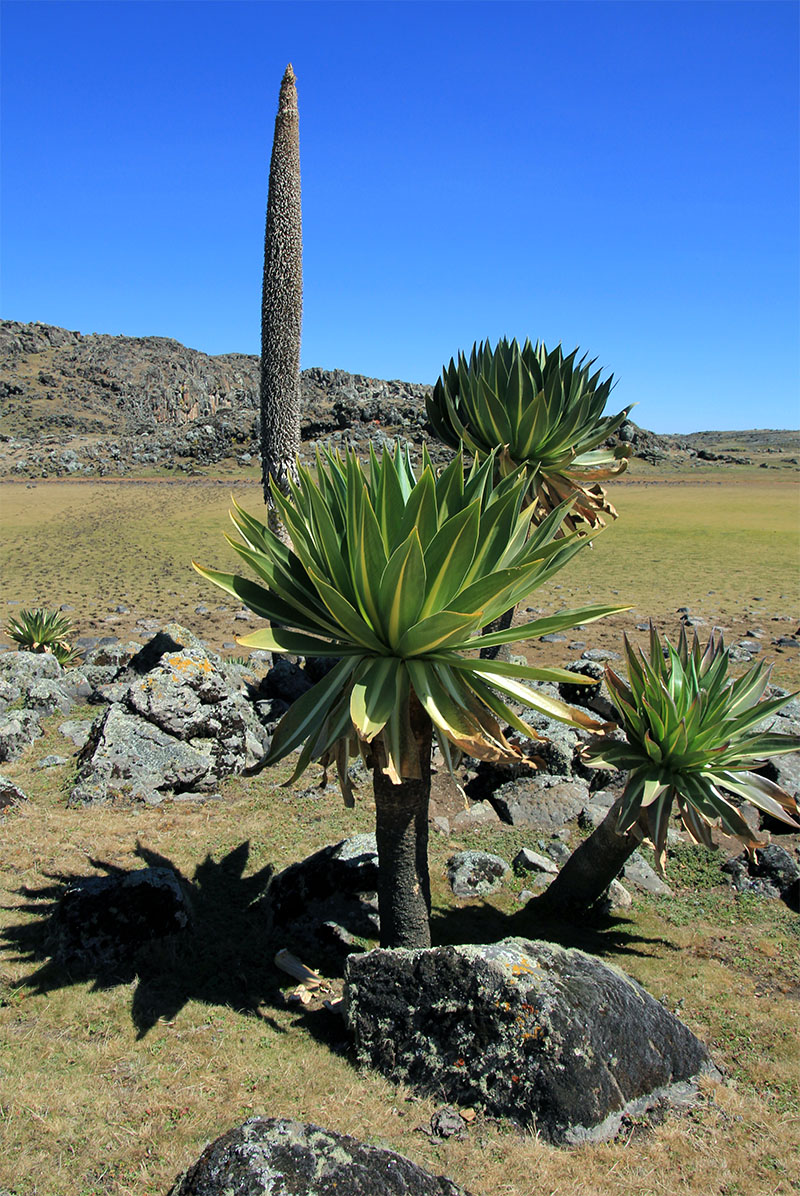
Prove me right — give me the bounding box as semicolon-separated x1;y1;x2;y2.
3;839;675;1053
2;840;290;1039
430;897;677;961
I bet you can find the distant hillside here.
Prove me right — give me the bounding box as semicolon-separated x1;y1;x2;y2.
0;319;430;437
0;320;795;479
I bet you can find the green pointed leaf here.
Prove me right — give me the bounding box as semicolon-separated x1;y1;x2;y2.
397;610;482;658
261;656;360;768
350;656;403;740
378;530;426;649
420;505;480;617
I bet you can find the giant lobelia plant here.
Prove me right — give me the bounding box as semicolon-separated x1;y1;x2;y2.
428;337;634;660
427;337;633;533
194;444;625;948
536;624;800;915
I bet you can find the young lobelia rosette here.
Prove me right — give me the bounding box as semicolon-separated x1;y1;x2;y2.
584;624;800;871
6;607;82;665
194;444;625;799
427;338;633;532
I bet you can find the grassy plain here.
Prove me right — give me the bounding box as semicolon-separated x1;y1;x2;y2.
2;463;798;684
0;463;799;1195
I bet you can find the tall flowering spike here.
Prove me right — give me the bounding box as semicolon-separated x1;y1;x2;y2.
260;63;302;519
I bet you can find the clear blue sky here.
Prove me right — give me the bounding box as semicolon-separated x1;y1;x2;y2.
2;0;798;433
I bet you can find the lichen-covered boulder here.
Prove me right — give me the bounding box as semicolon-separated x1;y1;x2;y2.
69;627;269;804
344;938;718;1144
70;704;216;804
268;835;381;955
168;1117;473;1195
446;851;510;897
489;776;590;829
0;708;42;762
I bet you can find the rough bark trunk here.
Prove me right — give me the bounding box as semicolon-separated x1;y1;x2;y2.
260;64;302;537
530;798;643;916
479;606;515;661
371;698;433;949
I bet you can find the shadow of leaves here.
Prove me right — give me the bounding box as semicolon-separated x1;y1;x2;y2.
2;840;287;1038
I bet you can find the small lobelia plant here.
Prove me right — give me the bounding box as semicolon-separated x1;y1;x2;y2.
427;337;634;533
6;608;81;666
537;624;800;914
194;442;625;948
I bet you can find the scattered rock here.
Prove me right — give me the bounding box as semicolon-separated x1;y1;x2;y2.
602;878;634;911
446;851;510;897
489;775;591;829
38;754;68;768
512;848;558;875
49;866;191;975
168;1116;474;1196
723;845;800;911
0;774;27;808
450;800;501;831
58;719;94;748
623;851;674;896
345;939;718;1144
557;660;618;721
429;1106;466;1140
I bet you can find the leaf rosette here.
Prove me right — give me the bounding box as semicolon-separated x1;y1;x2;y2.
6;608;81;665
194;444;625;799
584;624;800;869
427;337;634;531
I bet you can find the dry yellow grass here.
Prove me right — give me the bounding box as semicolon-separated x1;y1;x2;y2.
1;708;799;1196
1;464;799;1194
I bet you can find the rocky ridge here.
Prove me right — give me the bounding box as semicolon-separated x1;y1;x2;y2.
5;319;791;480
0;320;432;477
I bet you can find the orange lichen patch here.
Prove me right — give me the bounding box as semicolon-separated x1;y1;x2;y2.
165;652;214;675
510;958;538;977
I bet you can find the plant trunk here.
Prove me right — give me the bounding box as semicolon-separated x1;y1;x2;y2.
371;698;433;949
530;798;642;916
479;606;515;661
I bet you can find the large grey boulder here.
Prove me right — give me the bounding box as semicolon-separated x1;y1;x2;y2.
345;938;717;1144
124;647;265;776
69;627;269;804
168;1117;473;1195
0;649;63;687
489;775;591;829
70;704;217;804
0;708;42;762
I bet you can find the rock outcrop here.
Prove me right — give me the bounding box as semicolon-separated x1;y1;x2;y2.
168;1117;474;1196
71;625;269;805
345;938;718;1144
0;319;716;479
